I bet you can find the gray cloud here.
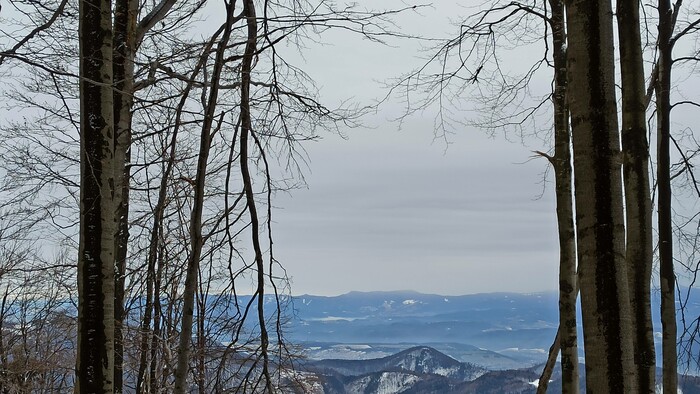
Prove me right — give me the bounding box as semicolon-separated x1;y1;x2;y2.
270;1;560;296
273;126;559;296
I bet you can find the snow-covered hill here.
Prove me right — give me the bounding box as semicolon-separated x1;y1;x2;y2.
307;346;486;381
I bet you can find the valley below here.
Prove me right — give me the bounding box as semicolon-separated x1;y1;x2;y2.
277;290;700;393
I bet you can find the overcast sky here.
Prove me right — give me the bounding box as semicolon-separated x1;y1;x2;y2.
271;1;561;296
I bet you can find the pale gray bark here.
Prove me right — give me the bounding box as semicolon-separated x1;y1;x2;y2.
617;0;656;391
537;2;579;391
76;0;117;391
537;328;560;394
564;0;636;391
548;2;578;392
112;1;138;392
657;0;678;390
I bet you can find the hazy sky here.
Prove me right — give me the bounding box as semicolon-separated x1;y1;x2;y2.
271;1;561;296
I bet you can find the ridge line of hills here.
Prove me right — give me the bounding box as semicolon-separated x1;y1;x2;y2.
297;345;700;394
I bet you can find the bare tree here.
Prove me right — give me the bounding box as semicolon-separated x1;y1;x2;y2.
388;2;581;391
172;3;239;392
548;1;578;391
76;0;117;390
618;0;656;390
657;0;679;390
566;0;637;390
2;0;427;391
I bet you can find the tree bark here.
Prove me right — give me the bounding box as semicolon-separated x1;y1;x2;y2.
172;5;235;393
564;0;636;391
239;0;274;391
617;0;657;391
548;2;579;392
76;0;116;391
112;0;138;392
657;0;678;391
537;328;560;394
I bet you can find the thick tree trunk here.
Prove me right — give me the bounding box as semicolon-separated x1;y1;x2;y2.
76;0;116;391
564;0;636;391
112;1;138;392
617;0;656;391
657;0;678;391
548;2;578;392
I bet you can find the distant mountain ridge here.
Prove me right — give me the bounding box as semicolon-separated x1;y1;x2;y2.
300;346;700;394
302;346;542;394
287;291;560;367
307;346;486;381
286;289;700;368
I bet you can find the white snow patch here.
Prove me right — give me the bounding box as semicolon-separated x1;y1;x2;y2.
342;344;372;350
654;386;684;394
529;379;553;387
376;372;419;394
402;299;418;305
307;316;364;322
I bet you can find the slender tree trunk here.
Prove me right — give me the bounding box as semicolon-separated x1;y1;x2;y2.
657;0;678;390
112;0;138;392
76;0;116;391
196;291;206;394
239;1;274;390
564;0;636;391
537;328;560;394
547;2;579;392
539;282;582;393
617;0;657;391
136;99;178;394
149;245;164;394
172;5;235;392
135;172;161;393
0;287;9;394
136;29;216;391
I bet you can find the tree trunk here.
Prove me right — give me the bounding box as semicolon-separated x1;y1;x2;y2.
112;0;138;392
0;287;9;394
172;5;235;393
657;0;678;391
149;243;166;394
548;2;578;392
564;0;636;391
239;1;273;390
196;291;206;394
617;0;656;391
537;328;560;394
76;0;116;391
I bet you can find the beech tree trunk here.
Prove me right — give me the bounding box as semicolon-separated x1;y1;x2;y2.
617;0;656;391
564;0;636;391
76;0;116;391
112;0;138;392
548;2;578;392
657;0;678;391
